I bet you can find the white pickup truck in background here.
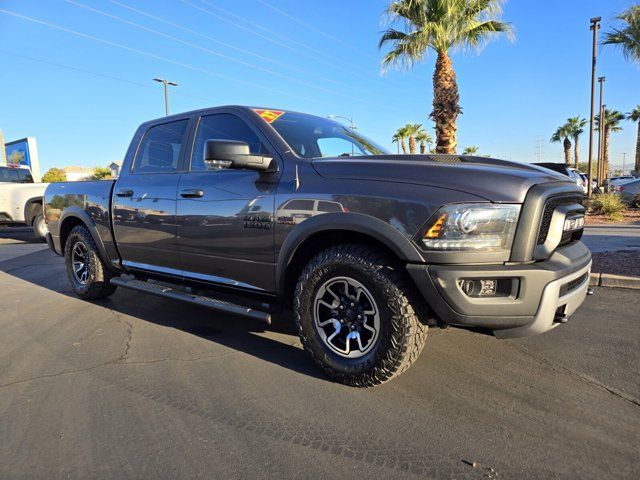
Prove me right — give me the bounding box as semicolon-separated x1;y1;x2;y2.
0;165;48;240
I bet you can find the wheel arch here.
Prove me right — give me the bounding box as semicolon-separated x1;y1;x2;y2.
58;207;117;272
23;196;43;224
276;213;424;304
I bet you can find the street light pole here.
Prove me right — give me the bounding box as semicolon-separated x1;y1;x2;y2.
596;77;605;187
327;115;357;155
622;152;627;175
153;78;178;116
587;17;601;197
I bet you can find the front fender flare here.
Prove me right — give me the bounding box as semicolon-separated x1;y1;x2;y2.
275;212;425;295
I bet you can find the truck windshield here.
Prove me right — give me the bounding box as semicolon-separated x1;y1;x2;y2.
266;111;389;158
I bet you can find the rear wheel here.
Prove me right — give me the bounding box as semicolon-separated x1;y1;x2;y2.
32;213;47;241
64;225;117;300
294;244;429;387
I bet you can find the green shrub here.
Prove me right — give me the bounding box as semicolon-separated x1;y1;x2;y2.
590;193;626;220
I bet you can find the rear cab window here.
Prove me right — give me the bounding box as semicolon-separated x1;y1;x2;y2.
132;120;188;174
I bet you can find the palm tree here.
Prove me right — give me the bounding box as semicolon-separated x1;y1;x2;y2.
550;123;572;165
565;116;587;168
415;130;433;153
462;146;479;155
379;0;513;154
628;105;640;173
596;108;625;177
602;5;640;64
404;123;424;154
392;126;410;154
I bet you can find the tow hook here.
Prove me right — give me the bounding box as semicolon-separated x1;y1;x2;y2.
587;288;595;296
554;314;569;324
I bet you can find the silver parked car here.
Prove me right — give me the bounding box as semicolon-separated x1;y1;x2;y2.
616;178;640;205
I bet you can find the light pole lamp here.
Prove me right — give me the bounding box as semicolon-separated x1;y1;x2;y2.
327;115;357;130
153;78;178;116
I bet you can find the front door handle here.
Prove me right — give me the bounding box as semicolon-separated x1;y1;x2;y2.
180;189;204;198
115;189;133;197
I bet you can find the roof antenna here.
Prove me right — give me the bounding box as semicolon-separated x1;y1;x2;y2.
294;164;301;191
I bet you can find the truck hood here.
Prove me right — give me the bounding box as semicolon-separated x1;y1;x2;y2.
312;155;575;203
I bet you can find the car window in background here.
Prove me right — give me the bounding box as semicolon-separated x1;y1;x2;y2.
0;167;20;182
17;169;33;183
317;200;343;213
132;120;188;174
191;114;267;171
283;199;315;211
267;111;388;158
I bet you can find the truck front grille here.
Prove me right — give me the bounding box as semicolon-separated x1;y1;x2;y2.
536;194;584;245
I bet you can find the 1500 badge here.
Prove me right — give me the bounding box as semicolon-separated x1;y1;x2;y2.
243;214;273;230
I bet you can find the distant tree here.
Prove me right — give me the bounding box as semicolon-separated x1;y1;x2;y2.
462;146;479;155
379;0;513;154
91;167;111;180
596;109;625;177
392;126;410;154
565;116;588;168
602;5;640;64
415;130;433;154
42;168;67;183
405;123;424;154
550;123;572;165
627;105;640;173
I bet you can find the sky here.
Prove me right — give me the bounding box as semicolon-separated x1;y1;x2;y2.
0;0;638;173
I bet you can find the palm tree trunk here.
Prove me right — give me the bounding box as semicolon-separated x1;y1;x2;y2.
635;122;640;173
401;139;407;154
563;137;572;165
603;128;610;178
573;135;580;168
408;136;416;154
420;141;426;154
431;51;460;154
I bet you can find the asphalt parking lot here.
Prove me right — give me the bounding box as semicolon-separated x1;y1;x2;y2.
0;227;638;479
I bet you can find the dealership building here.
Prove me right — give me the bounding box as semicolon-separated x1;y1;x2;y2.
2;136;41;182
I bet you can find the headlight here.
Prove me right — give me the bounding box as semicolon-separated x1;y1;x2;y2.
418;204;520;252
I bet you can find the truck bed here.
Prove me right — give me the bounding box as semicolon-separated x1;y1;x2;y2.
44;180;119;265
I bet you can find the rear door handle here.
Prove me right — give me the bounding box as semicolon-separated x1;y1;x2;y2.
115;189;133;198
180;189;204;198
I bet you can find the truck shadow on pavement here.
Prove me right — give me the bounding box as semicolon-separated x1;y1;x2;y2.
0;226;43;244
0;247;328;382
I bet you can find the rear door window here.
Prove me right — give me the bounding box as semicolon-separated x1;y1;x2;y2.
133;120;188;174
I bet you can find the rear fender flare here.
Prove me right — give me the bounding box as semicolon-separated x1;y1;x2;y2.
59;206;116;271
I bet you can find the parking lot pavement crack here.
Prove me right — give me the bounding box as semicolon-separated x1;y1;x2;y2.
109;311;133;363
0;362;116;390
512;344;640;408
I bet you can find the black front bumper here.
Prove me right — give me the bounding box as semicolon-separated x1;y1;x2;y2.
407;241;592;338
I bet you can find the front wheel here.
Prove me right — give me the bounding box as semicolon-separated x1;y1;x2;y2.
64;225;117;300
294;244;429;387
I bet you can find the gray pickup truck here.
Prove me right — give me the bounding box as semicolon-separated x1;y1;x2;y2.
44;106;592;387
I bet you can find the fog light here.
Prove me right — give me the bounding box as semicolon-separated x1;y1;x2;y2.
460;279;497;297
458;278;510;297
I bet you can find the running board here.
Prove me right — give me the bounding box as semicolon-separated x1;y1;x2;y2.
110;277;271;324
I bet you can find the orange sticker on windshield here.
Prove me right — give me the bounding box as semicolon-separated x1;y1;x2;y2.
254;109;284;123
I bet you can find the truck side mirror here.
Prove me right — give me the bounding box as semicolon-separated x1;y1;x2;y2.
204;139;274;172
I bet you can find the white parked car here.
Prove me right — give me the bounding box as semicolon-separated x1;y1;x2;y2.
0;165;49;240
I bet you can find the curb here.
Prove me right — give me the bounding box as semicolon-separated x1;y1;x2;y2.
589;272;640;290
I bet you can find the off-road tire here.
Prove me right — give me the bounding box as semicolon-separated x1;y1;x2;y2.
294;244;429;387
64;225;117;300
32;213;47;241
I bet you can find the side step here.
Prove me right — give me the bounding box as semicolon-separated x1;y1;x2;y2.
110;277;271;324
